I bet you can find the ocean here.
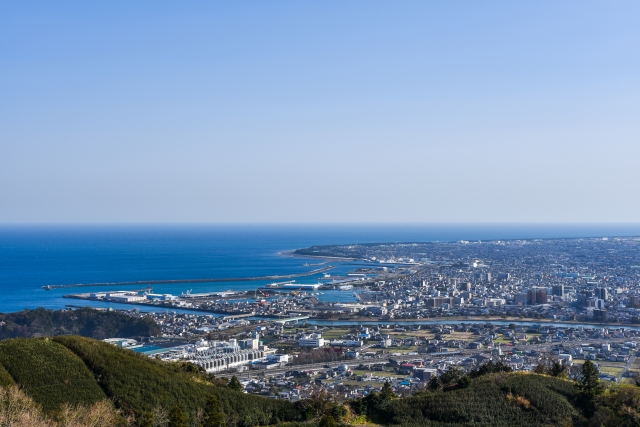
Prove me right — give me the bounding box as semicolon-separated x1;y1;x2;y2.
1;223;640;313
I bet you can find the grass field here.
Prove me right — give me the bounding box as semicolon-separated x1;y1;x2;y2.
595;361;625;377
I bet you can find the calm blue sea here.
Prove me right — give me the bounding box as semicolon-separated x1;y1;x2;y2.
1;223;640;313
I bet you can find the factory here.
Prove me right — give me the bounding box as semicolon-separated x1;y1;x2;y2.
187;346;268;373
90;291;146;303
105;332;273;374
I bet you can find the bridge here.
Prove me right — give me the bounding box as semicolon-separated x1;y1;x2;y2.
273;316;310;324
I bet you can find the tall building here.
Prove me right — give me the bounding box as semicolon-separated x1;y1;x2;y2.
426;297;455;308
527;288;547;305
515;293;527;305
595;288;608;300
578;291;594;306
552;285;564;297
473;272;491;282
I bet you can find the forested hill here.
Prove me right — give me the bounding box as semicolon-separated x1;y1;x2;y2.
0;307;160;339
0;336;302;426
0;335;637;426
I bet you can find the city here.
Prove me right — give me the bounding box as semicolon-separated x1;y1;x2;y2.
97;235;640;404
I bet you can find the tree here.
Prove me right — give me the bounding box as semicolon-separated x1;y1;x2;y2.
300;385;332;419
318;414;336;427
168;405;187;427
380;381;395;400
577;360;604;417
534;356;566;377
440;366;463;386
549;360;567;378
578;360;604;398
457;376;471;389
227;375;243;391
427;376;440;391
203;395;225;427
534;361;547;375
470;360;513;379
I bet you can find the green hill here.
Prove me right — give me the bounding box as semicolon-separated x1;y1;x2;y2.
0;338;108;413
54;335;302;425
348;370;640;427
378;373;579;427
0;336;637;427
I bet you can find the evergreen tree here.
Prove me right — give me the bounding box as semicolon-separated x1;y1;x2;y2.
203;394;225;427
227;375;243;391
440;366;463;386
577;360;604;417
168;405;187;427
380;381;395;400
534;361;547;375
457;376;471;389
427;376;440;391
578;360;604;398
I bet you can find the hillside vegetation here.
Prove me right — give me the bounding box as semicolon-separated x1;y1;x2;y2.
54;336;302;426
0;307;160;339
0;361;15;388
0;336;637;426
378;373;579;426
0;338;108;413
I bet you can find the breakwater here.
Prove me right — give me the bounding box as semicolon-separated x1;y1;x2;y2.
44;266;335;289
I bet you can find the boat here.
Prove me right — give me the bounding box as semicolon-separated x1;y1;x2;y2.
43;285;52;291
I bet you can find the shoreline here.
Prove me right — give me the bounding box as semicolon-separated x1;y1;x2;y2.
277;249;357;261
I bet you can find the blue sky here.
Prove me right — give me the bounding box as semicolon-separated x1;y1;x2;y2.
1;1;639;223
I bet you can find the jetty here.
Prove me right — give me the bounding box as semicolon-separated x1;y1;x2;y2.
42;266;335;290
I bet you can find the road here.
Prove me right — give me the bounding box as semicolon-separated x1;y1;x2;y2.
619;353;636;383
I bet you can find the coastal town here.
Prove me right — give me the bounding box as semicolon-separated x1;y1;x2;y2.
69;236;640;324
93;236;640;402
106;309;640;402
